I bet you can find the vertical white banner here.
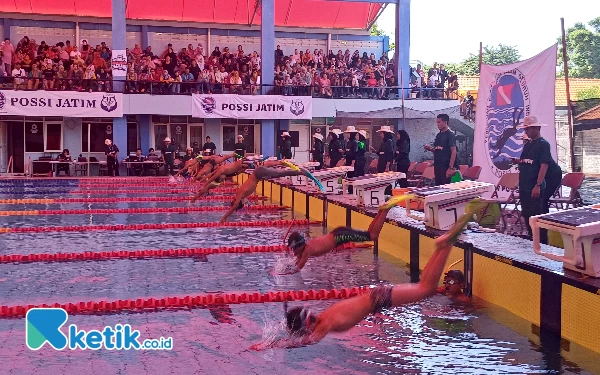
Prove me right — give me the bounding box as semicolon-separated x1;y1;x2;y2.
473;45;558;194
111;49;127;78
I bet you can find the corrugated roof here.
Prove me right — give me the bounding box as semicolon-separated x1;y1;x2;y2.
575;104;600;121
457;75;600;106
0;0;382;29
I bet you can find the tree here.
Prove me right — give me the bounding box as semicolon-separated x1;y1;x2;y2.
576;85;600;100
370;24;385;36
558;17;600;79
443;44;521;75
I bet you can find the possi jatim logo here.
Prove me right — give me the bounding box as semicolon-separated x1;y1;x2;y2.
0;92;6;110
289;99;305;116
485;69;530;177
201;97;217;114
100;94;118;113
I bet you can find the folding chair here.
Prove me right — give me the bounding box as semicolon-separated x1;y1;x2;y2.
412;166;435;188
549;172;585;209
367;159;379;174
462;166;482;181
407;162;431;185
477;173;522;233
459;165;468;175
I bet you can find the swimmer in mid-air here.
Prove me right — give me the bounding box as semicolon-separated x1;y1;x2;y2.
219;162;313;223
190;157;249;202
257;216;469;348
190;153;237;182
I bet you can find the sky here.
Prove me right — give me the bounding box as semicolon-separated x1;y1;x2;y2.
377;0;600;65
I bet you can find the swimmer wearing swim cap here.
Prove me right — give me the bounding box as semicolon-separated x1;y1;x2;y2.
219;161;312;223
288;204;395;270
272;222;466;346
438;269;471;306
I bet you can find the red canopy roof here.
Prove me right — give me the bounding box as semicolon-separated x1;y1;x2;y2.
0;0;382;29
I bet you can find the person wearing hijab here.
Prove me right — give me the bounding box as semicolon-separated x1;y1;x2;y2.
343;126;358;179
327;130;343;168
354;130;368;177
376;126;395;173
395;129;411;188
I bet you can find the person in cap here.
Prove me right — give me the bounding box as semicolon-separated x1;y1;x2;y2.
202;136;216;156
280;132;293;159
234;135;246;158
191;156;251;202
424;114;458;185
437;268;471;305
354;130;368;177
265;218;466;348
511;115;562;243
311;133;325;170
189;153;237;182
159;137;177;176
376;126;395;173
327;130;343;168
104;139;120;177
220;162;314;223
343;126;359;178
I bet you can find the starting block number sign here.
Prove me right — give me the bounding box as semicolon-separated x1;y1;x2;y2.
308;177;340;193
357;184;389;207
291;174;307;186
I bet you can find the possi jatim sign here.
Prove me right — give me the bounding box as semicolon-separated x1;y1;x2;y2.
192;94;312;120
0;91;123;117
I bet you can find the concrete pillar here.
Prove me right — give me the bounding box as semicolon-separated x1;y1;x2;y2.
112;0;126;93
261;0;276;157
3;19;10;42
75;22;80;49
141;25;149;49
139;114;152;154
207;28;211;58
395;0;411;98
113;117;128;175
204;118;221;154
327;34;332;54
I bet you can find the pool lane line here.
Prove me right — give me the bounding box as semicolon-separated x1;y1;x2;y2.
0;219;322;234
0;182;239;188
0;188;242;195
0;243;371;264
0;287;370;318
0;205;290;216
0;195;265;204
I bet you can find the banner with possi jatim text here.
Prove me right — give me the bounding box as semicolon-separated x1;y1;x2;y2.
192;94;312;120
0;91;123;117
473;44;557;197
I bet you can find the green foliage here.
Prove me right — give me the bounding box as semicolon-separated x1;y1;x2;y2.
558;17;600;78
443;44;520;75
370;24;385;36
576;85;600;100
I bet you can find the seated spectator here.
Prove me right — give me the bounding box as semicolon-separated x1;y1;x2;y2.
181;67;194;93
128;148;145;176
56;148;72;176
137;68;149;93
69;64;83;91
160;69;172;94
172;70;182;94
11;63;26;89
55;65;68;90
126;68;138;93
319;72;332;98
367;73;377;98
230;70;242;94
131;44;143;59
143;46;153;58
447;72;459;98
97;67;110;92
92;52;107;71
80;40;90;60
41;63;55;90
21;54;32;72
83;64;96;92
163;55;176;76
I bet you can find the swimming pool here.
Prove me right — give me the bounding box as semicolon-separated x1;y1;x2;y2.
0;179;598;375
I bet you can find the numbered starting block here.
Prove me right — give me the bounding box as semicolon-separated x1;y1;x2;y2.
530;205;600;277
406;181;494;230
342;172;406;207
292;166;353;194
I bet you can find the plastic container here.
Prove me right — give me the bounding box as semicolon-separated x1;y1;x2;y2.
392;188;420;209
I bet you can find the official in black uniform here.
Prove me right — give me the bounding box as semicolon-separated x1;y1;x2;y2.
202;137;216;155
280;131;293;159
512;116;561;244
311;133;325;170
354;130;368;177
234;135;247;158
327;130;343;168
104;139;119;176
425;114;458;185
343;126;358;178
128;148;145;176
395;129;411;188
376;126;394;173
159;137;177;176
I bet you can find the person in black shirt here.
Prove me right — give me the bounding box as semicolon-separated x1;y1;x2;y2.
374;126;393;173
280;132;293;159
202;136;217;155
234;135;247;158
395;129;411;188
104;139;120;176
354;130;368;177
343;126;358;178
311;133;325;170
128;148;145;176
327;130;343;168
425;114;458;186
512;116;561;243
159;137;177;176
56;148;72;176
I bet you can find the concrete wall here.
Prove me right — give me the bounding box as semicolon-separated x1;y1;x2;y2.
575;128;600;174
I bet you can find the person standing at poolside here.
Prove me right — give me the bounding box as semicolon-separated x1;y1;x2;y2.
424;114;458;186
104;139;119;177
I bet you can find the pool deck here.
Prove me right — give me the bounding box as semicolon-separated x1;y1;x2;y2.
243;174;600;358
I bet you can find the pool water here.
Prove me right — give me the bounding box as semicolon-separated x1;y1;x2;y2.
0;181;598;375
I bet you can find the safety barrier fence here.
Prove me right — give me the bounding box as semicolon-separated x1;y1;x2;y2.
0;205;289;216
0;243;369;264
0;219;321;233
0;286;369;318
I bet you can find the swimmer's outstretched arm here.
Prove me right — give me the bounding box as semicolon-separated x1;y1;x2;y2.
220;193;245;223
212;153;236;164
305;232;456;344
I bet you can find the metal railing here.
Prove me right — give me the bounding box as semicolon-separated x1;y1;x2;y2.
2;77;454;100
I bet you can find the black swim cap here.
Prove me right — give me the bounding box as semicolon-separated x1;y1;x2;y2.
445;270;465;284
287;232;306;251
286;306;314;334
231;200;244;210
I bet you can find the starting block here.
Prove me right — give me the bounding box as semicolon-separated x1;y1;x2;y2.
407;181;494;230
531;205;600;277
292;166;353;194
342;172;405;207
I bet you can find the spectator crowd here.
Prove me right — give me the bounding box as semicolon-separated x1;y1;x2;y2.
0;35;455;99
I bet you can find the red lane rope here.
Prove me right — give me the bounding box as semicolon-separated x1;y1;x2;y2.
3;205;289;216
0;287;370;318
75;181;238;188
67;188;239;195
2;219;321;233
0;195;265;204
0;243;370;264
